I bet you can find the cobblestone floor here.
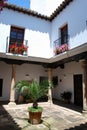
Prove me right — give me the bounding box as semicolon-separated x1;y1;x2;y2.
0;101;87;130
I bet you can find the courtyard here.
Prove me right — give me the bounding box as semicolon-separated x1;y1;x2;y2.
0;100;87;130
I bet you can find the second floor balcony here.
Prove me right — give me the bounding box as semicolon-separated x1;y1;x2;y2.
53;35;69;55
6;36;28;56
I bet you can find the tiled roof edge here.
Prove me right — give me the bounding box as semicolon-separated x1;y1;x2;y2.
4;0;73;21
50;0;74;21
5;3;51;21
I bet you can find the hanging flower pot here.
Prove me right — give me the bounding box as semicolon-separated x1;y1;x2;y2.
0;0;7;12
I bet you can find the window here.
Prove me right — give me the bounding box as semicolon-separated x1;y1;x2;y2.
0;79;3;97
60;24;68;45
10;26;24;46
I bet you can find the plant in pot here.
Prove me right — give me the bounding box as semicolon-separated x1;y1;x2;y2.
28;79;49;124
61;91;72;103
14;79;49;124
14;80;31;103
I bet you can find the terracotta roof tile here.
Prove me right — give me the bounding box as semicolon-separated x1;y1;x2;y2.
5;0;73;21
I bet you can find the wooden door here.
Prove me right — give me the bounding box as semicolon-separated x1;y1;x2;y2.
61;24;68;45
74;74;83;106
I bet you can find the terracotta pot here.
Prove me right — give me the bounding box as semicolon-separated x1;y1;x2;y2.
29;111;42;124
18;95;24;103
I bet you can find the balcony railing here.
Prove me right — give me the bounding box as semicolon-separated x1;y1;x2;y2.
54;34;69;48
6;36;28;56
53;35;69;55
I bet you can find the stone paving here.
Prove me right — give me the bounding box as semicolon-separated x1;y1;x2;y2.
0;101;87;130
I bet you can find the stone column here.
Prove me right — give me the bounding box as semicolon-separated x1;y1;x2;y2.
47;68;53;104
8;64;16;106
82;60;87;114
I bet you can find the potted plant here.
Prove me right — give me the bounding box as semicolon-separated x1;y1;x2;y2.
0;0;7;12
14;79;49;124
61;91;72;103
28;80;49;124
14;80;30;103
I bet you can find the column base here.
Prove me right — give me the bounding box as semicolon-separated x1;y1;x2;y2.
8;101;16;107
48;98;53;105
82;110;87;117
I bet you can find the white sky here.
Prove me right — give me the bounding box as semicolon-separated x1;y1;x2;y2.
30;0;64;16
46;0;64;15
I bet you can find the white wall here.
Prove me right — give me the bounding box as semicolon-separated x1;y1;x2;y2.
0;61;48;101
0;60;83;102
52;61;83;103
0;62;11;100
0;8;52;58
51;0;87;49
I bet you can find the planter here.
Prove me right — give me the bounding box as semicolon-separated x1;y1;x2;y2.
18;95;24;103
28;107;43;124
29;111;42;124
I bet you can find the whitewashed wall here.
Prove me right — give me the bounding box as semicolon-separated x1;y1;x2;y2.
0;60;84;102
51;0;87;49
0;61;47;101
0;62;11;100
52;61;83;103
0;8;52;58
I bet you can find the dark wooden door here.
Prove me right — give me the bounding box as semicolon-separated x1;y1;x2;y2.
61;24;68;45
0;79;3;97
74;74;83;106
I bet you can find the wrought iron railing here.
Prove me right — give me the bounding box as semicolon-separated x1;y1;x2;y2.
53;35;69;55
6;36;28;56
54;34;69;48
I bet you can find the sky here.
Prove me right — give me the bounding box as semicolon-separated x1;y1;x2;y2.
8;0;30;9
7;0;64;16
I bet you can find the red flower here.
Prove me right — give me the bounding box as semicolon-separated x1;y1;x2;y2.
9;44;28;54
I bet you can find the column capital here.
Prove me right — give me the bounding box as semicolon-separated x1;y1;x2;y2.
81;60;87;68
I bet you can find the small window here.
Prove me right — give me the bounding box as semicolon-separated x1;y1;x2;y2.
0;79;3;97
52;76;58;86
39;76;48;84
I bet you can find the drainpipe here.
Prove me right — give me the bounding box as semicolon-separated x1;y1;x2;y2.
8;64;16;106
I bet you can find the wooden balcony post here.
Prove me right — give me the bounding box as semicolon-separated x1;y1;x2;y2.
81;60;87;115
8;64;16;106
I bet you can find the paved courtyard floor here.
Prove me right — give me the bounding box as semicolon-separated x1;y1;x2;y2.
0;100;87;130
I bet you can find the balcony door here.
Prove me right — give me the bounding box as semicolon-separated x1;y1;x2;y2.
60;24;68;45
10;26;24;46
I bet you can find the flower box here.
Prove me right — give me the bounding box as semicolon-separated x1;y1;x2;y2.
9;44;28;55
54;43;69;55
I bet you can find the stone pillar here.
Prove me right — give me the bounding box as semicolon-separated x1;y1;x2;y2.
47;68;53;104
8;64;16;106
82;60;87;114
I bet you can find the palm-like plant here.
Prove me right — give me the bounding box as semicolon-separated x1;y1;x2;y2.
29;80;48;108
15;79;49;124
14;80;30;100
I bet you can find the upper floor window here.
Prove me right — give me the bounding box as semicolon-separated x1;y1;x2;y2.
10;26;24;46
60;24;68;45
